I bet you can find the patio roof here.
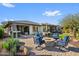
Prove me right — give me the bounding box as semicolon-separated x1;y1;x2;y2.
2;20;40;25
40;23;56;26
2;20;40;28
2;20;58;28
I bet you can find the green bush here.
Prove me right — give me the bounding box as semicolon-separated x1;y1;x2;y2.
2;38;20;55
0;26;4;39
59;33;69;39
2;42;9;49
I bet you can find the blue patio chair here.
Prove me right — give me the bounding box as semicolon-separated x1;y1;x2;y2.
56;36;69;47
34;32;45;46
33;32;45;50
56;36;70;51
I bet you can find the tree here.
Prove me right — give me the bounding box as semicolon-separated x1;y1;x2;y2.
60;14;79;38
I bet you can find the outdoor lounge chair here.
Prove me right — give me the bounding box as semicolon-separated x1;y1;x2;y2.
33;32;45;50
56;36;70;51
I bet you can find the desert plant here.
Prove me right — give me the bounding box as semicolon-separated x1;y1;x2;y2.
2;38;20;55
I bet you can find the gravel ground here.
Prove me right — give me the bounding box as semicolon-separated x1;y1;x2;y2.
19;37;79;56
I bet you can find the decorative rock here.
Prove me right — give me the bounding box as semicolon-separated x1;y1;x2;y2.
23;47;29;55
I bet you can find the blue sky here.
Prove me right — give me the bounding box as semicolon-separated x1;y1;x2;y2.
0;3;79;25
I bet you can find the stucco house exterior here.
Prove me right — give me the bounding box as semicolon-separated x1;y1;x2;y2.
2;20;61;38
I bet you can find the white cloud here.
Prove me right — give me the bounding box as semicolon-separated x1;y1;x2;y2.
43;10;61;17
4;19;14;21
2;3;15;8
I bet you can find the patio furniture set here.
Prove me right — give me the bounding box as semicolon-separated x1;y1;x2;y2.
34;32;70;51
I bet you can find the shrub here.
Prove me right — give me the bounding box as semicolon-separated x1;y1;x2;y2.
2;38;20;55
0;26;4;39
2;42;9;50
59;33;69;39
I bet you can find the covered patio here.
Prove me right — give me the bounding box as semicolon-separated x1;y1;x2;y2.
2;20;60;38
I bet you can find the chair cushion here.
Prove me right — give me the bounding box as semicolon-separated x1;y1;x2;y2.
56;36;69;46
57;41;65;46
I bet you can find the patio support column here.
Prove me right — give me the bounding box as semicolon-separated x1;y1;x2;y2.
38;26;40;32
29;25;33;35
11;25;13;38
14;25;18;38
46;24;48;32
11;24;18;38
39;26;43;32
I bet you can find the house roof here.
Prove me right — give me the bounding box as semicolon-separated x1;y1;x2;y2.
2;20;40;25
2;20;40;28
40;23;56;26
2;20;57;28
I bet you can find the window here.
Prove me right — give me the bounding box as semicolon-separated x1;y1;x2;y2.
17;25;22;31
33;26;38;32
17;25;19;31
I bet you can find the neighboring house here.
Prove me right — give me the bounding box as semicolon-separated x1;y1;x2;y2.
2;20;60;38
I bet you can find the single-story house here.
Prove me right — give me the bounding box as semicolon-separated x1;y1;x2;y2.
2;20;61;38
